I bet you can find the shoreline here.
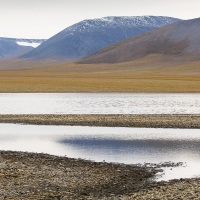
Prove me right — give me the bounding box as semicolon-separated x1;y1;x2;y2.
1;115;200;198
0;151;200;199
0;151;156;199
0;114;199;129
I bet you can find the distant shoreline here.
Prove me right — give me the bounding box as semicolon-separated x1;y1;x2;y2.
0;114;200;129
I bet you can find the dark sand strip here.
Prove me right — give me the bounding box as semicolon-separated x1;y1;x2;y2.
0;114;199;128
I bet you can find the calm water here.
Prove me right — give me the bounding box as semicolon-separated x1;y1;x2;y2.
1;123;200;181
0;93;200;114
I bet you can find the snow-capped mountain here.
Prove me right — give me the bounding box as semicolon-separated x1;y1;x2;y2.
66;16;179;33
21;16;181;60
0;37;45;59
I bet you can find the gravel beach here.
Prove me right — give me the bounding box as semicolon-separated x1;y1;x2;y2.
104;178;200;200
0;114;199;128
0;151;156;199
0;151;200;199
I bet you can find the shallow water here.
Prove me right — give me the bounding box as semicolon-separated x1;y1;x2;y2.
1;123;200;181
0;93;200;114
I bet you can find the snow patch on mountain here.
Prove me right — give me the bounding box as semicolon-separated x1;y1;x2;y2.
16;41;41;48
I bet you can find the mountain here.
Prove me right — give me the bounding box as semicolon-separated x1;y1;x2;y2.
0;38;45;59
80;18;200;64
21;16;180;60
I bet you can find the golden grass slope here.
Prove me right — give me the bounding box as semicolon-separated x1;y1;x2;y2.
0;56;199;93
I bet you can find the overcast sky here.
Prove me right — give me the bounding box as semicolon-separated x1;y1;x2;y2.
0;0;200;39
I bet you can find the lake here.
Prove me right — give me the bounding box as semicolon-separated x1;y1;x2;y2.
0;123;200;181
0;93;200;181
0;93;200;114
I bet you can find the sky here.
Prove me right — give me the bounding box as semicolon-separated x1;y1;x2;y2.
0;0;200;39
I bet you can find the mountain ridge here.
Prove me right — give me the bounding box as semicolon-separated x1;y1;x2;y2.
21;16;180;60
79;17;200;64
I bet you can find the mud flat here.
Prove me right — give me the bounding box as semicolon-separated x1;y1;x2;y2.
0;114;199;129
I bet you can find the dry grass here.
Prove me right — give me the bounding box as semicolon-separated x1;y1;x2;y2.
0;56;199;92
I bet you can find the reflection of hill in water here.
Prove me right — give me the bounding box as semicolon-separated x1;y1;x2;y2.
60;138;200;158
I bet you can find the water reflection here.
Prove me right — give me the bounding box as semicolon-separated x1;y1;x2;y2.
61;138;200;164
0;124;200;180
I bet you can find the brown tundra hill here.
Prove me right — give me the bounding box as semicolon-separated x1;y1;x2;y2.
79;18;200;64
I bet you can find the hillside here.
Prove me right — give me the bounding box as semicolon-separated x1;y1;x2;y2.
21;16;180;60
80;18;200;64
0;55;199;92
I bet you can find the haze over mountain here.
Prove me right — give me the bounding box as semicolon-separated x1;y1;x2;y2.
0;38;45;59
21;16;180;60
80;17;200;64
